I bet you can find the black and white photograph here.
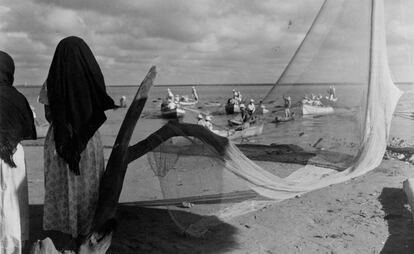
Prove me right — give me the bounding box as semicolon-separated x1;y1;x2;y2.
1;0;414;253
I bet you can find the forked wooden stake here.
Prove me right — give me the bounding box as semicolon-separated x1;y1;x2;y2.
93;66;156;231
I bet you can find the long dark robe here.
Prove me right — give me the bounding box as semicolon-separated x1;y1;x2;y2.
46;36;115;174
0;51;36;167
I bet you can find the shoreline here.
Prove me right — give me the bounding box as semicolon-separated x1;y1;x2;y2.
16;82;414;88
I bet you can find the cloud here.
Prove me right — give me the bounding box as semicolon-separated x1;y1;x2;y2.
1;0;414;85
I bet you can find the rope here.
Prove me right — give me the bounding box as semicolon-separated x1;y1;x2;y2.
262;0;328;102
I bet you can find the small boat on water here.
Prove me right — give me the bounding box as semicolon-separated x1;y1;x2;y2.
161;108;185;118
161;107;185;118
161;101;185;118
275;113;295;123
228;116;257;127
302;103;334;115
178;98;198;106
204;102;221;107
213;124;263;140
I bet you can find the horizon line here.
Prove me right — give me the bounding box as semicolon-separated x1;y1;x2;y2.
15;81;414;88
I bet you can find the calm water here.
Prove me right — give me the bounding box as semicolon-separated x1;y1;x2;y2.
18;83;414;155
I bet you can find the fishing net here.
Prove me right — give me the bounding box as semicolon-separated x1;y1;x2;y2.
262;0;373;166
125;0;402;236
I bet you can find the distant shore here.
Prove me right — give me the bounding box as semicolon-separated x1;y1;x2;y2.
16;81;414;88
15;83;275;88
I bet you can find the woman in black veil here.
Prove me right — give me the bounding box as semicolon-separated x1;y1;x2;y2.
0;50;36;253
39;36;115;244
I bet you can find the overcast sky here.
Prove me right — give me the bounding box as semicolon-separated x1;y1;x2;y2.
1;0;414;85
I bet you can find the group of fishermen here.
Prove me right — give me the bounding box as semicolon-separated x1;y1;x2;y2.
197;95;257;132
302;94;323;106
327;85;336;100
192;85;338;133
231;89;243;104
164;86;198;110
302;85;336;107
239;98;256;124
197;114;214;131
230;89;256;121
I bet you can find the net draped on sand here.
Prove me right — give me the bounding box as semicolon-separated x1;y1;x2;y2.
124;0;403;236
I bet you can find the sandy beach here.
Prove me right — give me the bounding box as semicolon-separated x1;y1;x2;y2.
22;139;414;254
18;84;414;254
15;83;414;254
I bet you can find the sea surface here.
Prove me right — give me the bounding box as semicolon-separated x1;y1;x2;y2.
17;83;414;203
19;83;414;150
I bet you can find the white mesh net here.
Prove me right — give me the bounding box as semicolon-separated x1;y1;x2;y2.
125;0;402;236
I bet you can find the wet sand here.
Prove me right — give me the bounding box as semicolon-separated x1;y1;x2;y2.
23;141;414;253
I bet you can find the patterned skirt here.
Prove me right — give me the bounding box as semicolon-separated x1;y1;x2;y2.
43;126;104;237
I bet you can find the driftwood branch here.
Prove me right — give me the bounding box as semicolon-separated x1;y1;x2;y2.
126;121;229;164
92;66;156;230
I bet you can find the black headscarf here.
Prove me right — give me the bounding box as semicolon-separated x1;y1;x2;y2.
0;51;36;167
46;36;115;174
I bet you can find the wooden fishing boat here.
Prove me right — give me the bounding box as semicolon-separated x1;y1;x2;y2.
228;116;257;127
161;107;185;118
302;104;334;115
275;114;295;123
204;102;221;107
228;118;243;126
161;101;185;118
213;124;263;140
178;99;198;106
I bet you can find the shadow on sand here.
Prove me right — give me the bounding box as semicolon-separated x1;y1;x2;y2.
28;204;239;254
379;187;414;254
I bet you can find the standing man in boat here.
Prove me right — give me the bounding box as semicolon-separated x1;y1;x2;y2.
303;94;311;105
192;86;198;101
331;85;336;100
174;94;180;104
237;90;243;103
164;89;176;110
232;89;237;100
239;104;250;123
237;104;251;130
283;95;292;118
247;99;256;115
327;85;337;101
167;88;174;100
258;100;269;114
